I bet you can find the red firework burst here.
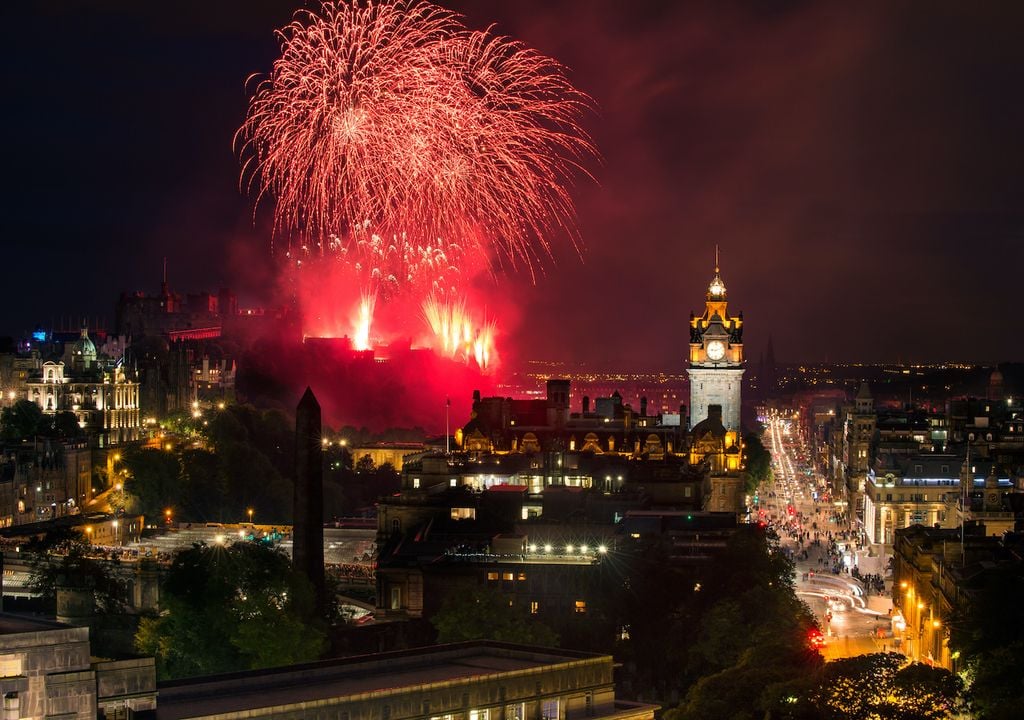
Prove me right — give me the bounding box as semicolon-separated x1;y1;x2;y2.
237;0;595;280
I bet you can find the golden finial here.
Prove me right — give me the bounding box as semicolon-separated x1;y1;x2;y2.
715;244;720;274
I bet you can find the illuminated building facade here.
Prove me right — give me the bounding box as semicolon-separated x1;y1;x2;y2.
687;255;744;431
23;329;141;446
892;525;1024;671
863;455;1015;546
688;405;744;513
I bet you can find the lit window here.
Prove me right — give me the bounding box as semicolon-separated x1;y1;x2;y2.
506;703;526;720
412;478;420;489
542;699;560;720
502;572;514;581
450;478;457;487
531;601;539;615
517;572;527;581
0;655;22;678
470;710;490;720
487;572;499;581
574;600;587;614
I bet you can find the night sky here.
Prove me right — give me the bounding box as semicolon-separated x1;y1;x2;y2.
5;1;1023;367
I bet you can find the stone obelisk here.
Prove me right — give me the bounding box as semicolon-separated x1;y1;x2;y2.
294;387;325;613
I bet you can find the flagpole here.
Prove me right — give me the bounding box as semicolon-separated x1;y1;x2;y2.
445;397;451;455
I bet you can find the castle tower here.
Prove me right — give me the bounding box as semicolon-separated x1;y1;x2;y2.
687;248;744;431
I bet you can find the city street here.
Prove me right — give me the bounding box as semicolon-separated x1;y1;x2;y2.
759;416;895;660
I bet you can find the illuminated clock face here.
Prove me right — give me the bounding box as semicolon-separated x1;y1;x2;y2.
706;340;726;360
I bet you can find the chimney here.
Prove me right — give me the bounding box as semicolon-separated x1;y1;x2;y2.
640;397;648;417
582;396;590;414
708;404;724;423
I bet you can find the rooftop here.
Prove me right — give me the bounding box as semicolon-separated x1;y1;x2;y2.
0;613;71;635
156;642;606;720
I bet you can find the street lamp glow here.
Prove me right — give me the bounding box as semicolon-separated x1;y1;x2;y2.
580;545;589;553
543;544;552;553
565;544;574;553
598;545;608;554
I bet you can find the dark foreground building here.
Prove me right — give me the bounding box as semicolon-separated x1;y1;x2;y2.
0;613;156;718
156;642;657;720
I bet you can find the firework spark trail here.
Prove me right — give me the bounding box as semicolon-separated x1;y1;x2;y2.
353;292;376;351
238;0;594;278
422;295;496;369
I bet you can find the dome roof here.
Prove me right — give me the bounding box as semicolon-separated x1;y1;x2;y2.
73;328;97;360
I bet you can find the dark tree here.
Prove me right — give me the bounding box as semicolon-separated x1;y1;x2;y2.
122;447;181;519
950;562;1024;719
805;653;964;720
26;527;128;614
136;542;326;680
432;585;558;647
1;399;44;440
743;432;772;492
51;411;83;438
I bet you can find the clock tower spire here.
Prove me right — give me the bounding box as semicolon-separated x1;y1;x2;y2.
687;249;744;430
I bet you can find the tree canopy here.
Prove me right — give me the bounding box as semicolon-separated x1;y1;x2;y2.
949;561;1024;719
742;432;772;492
136;542;326;679
432;585;558;647
26;526;128;614
803;653;965;720
0;399;83;440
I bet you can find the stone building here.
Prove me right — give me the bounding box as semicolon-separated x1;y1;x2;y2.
0;613;156;719
23;329;141;446
863;454;1014;546
891;525;1024;671
0;439;92;527
155;641;657;720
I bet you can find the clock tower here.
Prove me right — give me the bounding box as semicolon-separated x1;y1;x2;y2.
687;251;744;430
